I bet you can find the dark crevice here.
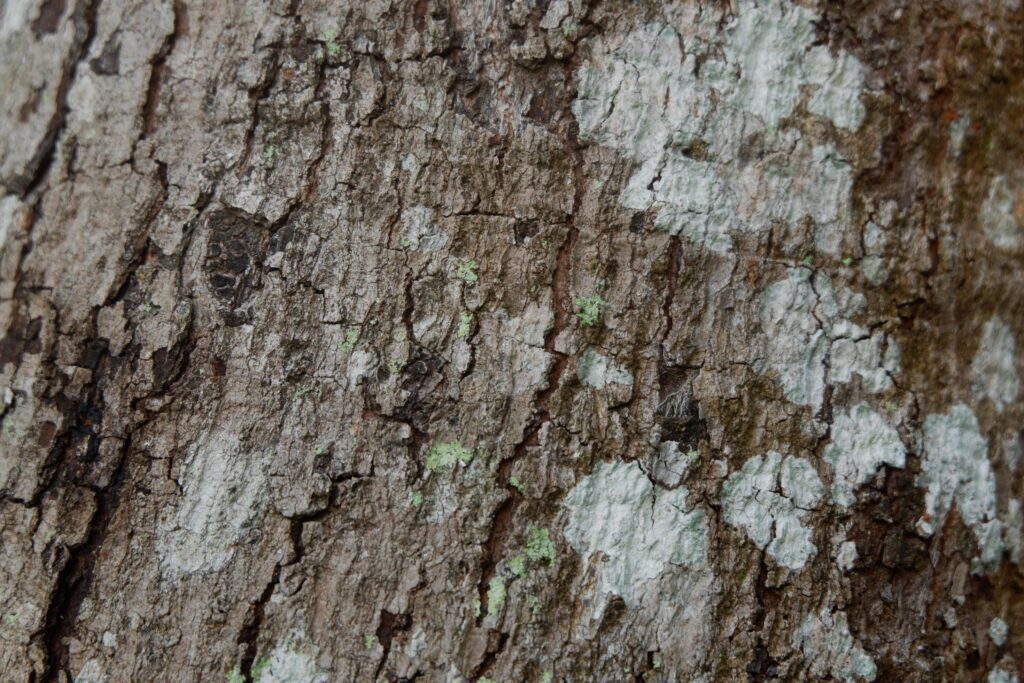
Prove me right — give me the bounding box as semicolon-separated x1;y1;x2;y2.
10;0;101;199
36;432;131;683
238;563;283;683
140;0;186;140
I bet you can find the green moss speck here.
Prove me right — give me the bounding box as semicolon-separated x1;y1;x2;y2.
252;657;270;682
456;260;479;283
457;312;472;338
426;441;474;472
574;295;606;327
325;29;340;57
487;576;507;616
525;527;556;564
338;327;359;352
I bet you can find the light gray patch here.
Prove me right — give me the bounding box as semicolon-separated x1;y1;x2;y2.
972;317;1020;412
824;404;905;507
917;404;1010;572
989;617;1009;647
982;175;1023;251
577;348;634;388
563;459;708;614
259;635;330;683
721;452;824;570
400;204;448;252
757;269;899;410
157;428;269;576
572;0;865;252
793;608;877;682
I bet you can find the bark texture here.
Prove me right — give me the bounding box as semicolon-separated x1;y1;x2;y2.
1;0;1023;681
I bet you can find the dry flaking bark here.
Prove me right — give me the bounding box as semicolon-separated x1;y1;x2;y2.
1;0;1023;681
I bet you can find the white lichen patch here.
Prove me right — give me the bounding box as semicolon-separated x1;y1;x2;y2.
157;428;269;576
793;608;877;682
572;1;865;251
563;459;708;612
988;668;1020;683
981;175;1023;251
577;348;633;388
989;617;1009;646
836;541;858;572
256;636;330;683
972;317;1020;412
758;268;899;410
721;452;824;569
824;404;905;507
917;404;1007;571
399;204;448;251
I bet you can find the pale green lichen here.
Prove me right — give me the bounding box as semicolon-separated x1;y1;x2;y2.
487;576;506;616
509;475;524;492
525;527;556;564
226;666;245;683
252;657;270;682
527;594;542;617
541;671;553;683
324;29;340;57
456;312;472;338
337;328;359;352
456;260;479;283
409;490;424;508
509;554;527;577
264;145;277;164
364;634;378;649
574;295;606;327
473;597;482;618
426;441;474;472
293;385;312;401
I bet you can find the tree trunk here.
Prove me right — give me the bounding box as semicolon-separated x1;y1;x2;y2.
1;0;1022;681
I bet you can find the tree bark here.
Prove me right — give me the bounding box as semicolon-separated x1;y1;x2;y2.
1;0;1022;681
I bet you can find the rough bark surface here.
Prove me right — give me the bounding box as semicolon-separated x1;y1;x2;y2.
1;0;1023;681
